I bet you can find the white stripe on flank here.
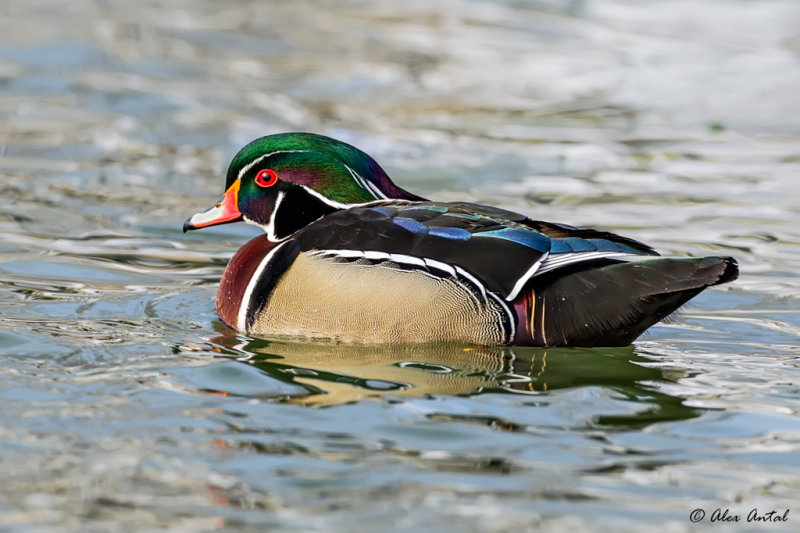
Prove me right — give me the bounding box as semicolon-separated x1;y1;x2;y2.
315;249;364;259
536;251;635;275
363;250;392;260
454;266;488;302
505;253;547;302
306;248;514;342
238;241;289;332
488;291;515;343
388;253;426;268
308;250;476;290
423;258;456;277
505;251;638;302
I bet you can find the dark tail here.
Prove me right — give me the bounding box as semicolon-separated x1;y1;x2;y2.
516;256;738;347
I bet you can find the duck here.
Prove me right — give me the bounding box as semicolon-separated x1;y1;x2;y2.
184;132;738;347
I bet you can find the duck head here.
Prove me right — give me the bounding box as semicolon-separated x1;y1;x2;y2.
183;132;424;241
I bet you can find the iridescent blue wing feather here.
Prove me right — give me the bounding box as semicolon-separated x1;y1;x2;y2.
293;202;548;298
292;201;657;300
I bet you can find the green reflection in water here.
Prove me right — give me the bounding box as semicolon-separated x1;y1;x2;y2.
206;322;700;427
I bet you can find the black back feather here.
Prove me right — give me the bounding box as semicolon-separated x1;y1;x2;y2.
522;256;738;346
290;201;656;299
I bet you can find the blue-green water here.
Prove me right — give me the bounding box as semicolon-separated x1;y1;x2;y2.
1;1;799;531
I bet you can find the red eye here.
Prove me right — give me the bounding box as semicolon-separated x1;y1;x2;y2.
254;169;278;188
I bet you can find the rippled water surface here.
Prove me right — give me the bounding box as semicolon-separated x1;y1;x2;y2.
1;1;799;531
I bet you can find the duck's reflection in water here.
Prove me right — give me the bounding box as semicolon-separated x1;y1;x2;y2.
208;323;699;426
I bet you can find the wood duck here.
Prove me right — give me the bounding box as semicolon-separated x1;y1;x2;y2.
184;132;738;347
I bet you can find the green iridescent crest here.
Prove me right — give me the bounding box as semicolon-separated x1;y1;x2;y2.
225;132;424;206
228;133;371;183
235;150;376;206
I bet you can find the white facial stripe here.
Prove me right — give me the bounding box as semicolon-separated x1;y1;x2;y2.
365;180;388;199
297;185;410;216
266;191;285;241
238;240;289;331
240;187;413;238
344;164;389;200
238;152;389;202
298;185;358;210
343;164;370;194
243;191;288;242
236;150;310;182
